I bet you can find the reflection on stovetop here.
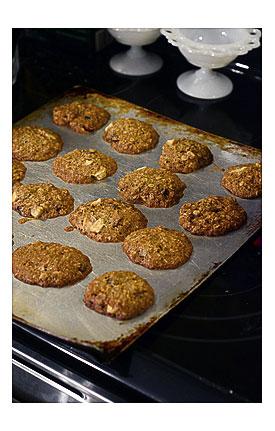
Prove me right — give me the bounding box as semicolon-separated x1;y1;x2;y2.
133;231;261;401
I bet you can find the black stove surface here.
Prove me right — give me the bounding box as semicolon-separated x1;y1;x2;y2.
12;29;262;403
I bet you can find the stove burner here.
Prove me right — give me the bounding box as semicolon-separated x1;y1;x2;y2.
142;232;261;347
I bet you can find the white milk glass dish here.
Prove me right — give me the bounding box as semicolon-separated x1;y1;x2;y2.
160;28;261;99
108;28;163;76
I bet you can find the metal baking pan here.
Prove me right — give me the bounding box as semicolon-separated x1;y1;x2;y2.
12;87;262;361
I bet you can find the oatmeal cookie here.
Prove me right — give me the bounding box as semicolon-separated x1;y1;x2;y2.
118;167;186;208
12;241;92;288
53;148;117;184
122;226;193;270
12;126;64;161
102;117;159;154
12;183;74;219
179;195;247;236
158;137;213;173
52;101;110;134
84;271;155;320
69;198;148;243
12;159;26;186
221;161;262;198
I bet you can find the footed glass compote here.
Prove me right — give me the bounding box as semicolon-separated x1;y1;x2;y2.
160;28;261;99
108;28;163;76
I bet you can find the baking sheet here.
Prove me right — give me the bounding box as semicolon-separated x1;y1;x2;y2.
12;88;262;360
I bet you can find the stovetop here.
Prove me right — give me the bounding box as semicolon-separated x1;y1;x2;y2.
12;29;262;403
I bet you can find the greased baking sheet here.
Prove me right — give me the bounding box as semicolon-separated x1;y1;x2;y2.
12;88;262;360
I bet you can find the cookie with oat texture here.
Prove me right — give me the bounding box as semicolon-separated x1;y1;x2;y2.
52;101;110;134
12;159;26;186
122;226;193;270
12;241;92;288
179;195;247;236
158;137;213;173
12;126;64;161
53;148;117;184
69;198;148;243
221;161;262;198
12;183;74;219
84;271;155;320
102;117;159;154
118;167;186;208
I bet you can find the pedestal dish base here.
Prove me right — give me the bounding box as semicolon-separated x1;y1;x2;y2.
177;68;233;100
109;47;163;76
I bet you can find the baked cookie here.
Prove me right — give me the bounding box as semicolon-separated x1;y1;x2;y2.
122;226;193;270
12;159;27;186
118;167;186;208
52;101;110;134
69;198;148;243
158;137;213;173
12;241;92;288
102;117;159;154
12;183;74;219
12;126;64;161
84;271;155;320
179;195;247;236
221;161;262;198
53;149;117;184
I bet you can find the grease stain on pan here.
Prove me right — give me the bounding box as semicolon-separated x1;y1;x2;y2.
86;87;261;159
83;315;159;358
24;85;261;162
13;313;159;361
209;163;225;174
163;261;223;312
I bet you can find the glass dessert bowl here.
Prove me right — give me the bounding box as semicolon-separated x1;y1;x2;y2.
108;28;163;76
160;28;261;99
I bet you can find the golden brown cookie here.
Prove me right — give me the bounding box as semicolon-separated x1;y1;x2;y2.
118;167;186;208
69;198;148;243
12;183;74;219
52;101;110;134
179;195;247;236
158;137;213;173
221;162;262;198
12;159;27;186
84;271;155;320
102;117;159;154
122;226;193;270
12;126;64;161
12;241;92;288
53;149;118;184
